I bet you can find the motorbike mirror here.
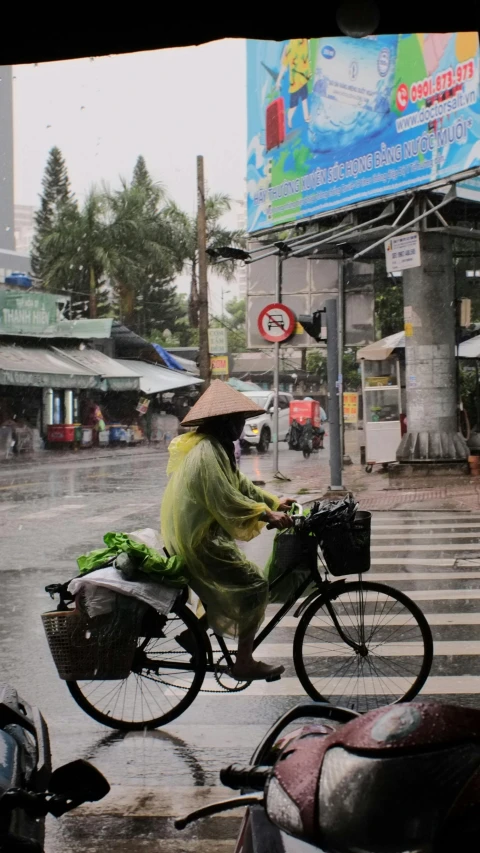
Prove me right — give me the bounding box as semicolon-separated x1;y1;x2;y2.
48;759;110;802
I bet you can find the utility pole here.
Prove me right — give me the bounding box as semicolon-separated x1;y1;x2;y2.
273;255;282;476
326;299;344;490
197;155;210;387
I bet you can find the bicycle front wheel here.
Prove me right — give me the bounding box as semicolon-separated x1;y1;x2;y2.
293;580;433;713
67;601;206;730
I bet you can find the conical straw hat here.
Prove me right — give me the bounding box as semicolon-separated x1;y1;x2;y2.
181;379;266;426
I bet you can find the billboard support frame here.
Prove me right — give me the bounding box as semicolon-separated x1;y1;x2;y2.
352;185;456;260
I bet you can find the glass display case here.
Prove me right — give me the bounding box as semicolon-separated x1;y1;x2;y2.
361;357;402;469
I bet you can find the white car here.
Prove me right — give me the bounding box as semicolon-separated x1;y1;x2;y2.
240;391;293;453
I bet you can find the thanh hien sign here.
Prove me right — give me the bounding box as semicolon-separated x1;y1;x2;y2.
0;292;70;335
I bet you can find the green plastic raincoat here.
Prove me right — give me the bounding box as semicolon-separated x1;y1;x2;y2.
160;431;280;638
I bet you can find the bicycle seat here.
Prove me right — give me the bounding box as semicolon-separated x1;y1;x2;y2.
265;702;480;853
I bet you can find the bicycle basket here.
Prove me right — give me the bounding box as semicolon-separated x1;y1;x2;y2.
319;510;371;577
41;609;136;681
266;530;317;603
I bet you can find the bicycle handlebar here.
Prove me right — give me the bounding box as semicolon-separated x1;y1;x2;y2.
220;764;271;791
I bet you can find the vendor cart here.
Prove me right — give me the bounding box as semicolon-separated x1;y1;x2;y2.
359;355;402;473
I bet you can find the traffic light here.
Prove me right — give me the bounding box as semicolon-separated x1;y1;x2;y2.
298;310;326;342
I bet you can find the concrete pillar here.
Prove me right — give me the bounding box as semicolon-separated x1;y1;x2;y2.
64;390;74;425
397;231;468;462
42;389;54;437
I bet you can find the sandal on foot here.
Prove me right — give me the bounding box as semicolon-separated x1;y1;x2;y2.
231;661;285;682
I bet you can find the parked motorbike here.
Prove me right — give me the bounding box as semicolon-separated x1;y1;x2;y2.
0;683;109;852
176;700;480;852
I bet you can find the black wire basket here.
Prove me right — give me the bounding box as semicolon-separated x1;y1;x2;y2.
319;510;371;576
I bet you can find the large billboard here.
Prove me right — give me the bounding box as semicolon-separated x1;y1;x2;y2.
247;33;480;232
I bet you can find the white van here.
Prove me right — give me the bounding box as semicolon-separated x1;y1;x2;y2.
240;390;293;453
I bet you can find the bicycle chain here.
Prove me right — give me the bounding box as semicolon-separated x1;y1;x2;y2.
140;652;248;694
141;670;242;694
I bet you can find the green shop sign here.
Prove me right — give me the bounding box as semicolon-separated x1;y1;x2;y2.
0;292;70;335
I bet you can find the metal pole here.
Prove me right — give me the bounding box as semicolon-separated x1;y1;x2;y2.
338;256;344;463
326;298;343;489
273;255;282;475
197;155;210;387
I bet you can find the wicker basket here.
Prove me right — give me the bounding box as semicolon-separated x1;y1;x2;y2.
42;609;137;681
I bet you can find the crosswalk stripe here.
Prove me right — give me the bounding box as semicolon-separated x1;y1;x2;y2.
369;572;480;580
373;532;480;540
73;786;240;818
269;589;480;603
371;514;480;521
271;613;480;627
206;676;480;697
259;641;480;657
371;558;455;565
372;543;480;551
372;521;480;530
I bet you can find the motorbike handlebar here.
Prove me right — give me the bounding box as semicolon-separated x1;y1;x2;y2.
220;764;271;791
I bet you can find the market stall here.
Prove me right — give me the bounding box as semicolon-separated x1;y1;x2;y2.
357;334;404;472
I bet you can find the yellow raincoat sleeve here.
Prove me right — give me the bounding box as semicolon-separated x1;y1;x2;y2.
237;472;280;511
187;439;273;542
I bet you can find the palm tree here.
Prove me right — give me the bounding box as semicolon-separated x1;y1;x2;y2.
106;180;186;330
167;193;245;327
41;190;127;319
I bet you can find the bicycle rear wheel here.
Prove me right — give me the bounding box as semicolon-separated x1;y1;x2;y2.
293;580;433;714
67;601;206;730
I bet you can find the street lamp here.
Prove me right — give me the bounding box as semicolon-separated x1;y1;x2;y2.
221;288;231;317
207;247;251;262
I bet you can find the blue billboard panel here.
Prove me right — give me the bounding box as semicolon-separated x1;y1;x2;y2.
247;33;480;232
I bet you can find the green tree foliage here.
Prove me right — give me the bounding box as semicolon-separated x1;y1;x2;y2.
33;154;188;328
32;152;242;339
375;272;404;339
306;349;327;383
105;168;184;335
31;147;76;284
208;297;247;353
167;194;245;327
306;348;360;390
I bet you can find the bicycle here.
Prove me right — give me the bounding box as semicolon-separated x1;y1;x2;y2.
45;495;433;730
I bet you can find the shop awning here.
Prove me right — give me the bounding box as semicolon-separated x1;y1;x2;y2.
116;360;204;394
0;345;99;389
54;348;140;391
357;332;480;361
0;345;141;390
357;332;405;361
458;335;480;359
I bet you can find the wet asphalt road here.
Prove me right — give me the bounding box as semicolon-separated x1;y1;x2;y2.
1;445;480;852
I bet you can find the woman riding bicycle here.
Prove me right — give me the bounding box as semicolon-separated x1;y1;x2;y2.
161;380;294;682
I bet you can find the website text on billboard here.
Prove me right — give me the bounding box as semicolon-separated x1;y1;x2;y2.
247;33;480;233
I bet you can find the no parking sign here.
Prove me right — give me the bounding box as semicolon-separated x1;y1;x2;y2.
257;303;296;343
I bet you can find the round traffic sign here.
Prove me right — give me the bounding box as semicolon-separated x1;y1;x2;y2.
258;303;296;343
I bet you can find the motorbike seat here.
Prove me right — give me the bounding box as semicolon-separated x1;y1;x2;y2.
266;702;480;853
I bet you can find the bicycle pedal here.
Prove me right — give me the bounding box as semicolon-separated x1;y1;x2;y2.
265;673;282;683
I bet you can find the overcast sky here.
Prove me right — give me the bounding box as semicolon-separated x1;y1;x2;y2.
14;39;246;211
13;41;247;309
